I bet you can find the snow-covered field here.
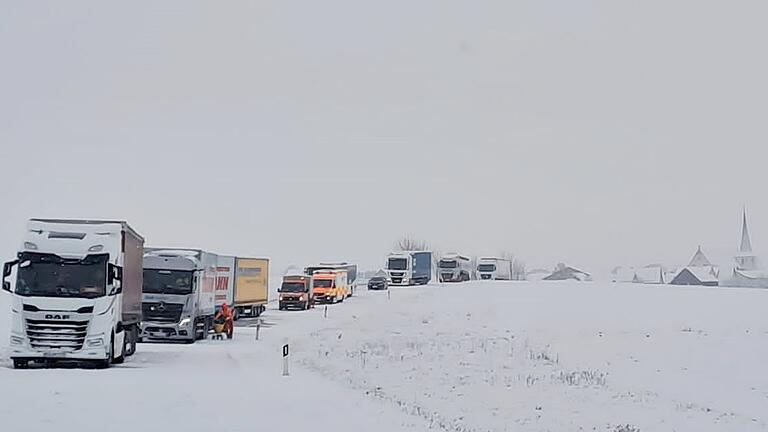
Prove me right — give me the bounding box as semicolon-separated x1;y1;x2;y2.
2;281;768;431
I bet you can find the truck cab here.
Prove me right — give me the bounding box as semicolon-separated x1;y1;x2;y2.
311;270;347;304
140;249;217;343
2;219;144;369
386;251;432;286
278;274;313;310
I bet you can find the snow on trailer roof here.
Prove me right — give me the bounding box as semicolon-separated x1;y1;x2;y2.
440;254;471;261
29;218;145;241
389;251;433;254
145;247;204;257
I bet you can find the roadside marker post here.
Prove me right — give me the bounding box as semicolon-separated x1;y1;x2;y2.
324;305;328;318
255;319;262;341
282;343;290;376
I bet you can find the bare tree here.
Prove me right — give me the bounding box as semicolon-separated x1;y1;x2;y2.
396;237;428;251
512;259;527;280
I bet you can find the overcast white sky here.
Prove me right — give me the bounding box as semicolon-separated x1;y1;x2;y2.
1;1;766;276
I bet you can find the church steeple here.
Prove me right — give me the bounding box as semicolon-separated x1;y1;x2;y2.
735;207;757;271
740;207;753;254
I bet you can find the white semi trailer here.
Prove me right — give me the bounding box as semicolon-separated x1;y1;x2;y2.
477;257;513;280
2;219;144;369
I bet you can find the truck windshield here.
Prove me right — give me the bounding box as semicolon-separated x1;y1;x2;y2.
15;252;108;299
314;279;332;288
143;269;194;295
478;264;496;272
439;260;457;269
280;282;306;292
388;258;408;270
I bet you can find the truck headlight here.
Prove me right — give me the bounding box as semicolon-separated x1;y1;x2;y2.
10;336;25;345
179;318;191;327
299;295;304;301
86;336;105;347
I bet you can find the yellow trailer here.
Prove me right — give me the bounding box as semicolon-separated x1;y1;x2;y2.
233;257;269;319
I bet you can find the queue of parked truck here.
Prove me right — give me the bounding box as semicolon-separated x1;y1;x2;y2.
1;218;512;370
0;219;272;369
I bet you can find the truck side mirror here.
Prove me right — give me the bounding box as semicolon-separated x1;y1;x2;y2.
3;261;16;278
3;260;18;292
108;264;123;294
108;264;123;282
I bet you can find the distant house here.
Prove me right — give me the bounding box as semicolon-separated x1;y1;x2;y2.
543;263;591;281
670;246;719;287
671;267;719;286
611;266;636;283
633;265;666;284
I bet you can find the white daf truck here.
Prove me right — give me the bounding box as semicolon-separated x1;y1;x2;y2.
139;248;217;343
438;253;475;283
2;219;144;369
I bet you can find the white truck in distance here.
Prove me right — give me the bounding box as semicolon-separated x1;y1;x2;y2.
386;251;433;286
438;253;474;282
477;257;513;280
140;249;217;343
2;219;144;369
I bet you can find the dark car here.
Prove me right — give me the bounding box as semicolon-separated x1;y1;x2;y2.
367;276;389;290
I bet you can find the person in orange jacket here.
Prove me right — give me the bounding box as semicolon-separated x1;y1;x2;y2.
215;304;234;339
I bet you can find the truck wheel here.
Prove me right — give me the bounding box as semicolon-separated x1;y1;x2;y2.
124;326;137;356
201;319;210;340
13;359;29;369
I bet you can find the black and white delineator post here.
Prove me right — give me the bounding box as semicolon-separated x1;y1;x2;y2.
282;343;289;376
255;319;262;341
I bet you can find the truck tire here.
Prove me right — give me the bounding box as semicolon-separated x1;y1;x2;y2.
124;326;137;357
201;319;210;340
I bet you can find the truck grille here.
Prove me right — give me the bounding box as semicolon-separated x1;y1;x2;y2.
142;302;184;323
26;318;89;351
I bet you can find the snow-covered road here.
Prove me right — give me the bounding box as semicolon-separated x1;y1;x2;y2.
2;281;768;431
